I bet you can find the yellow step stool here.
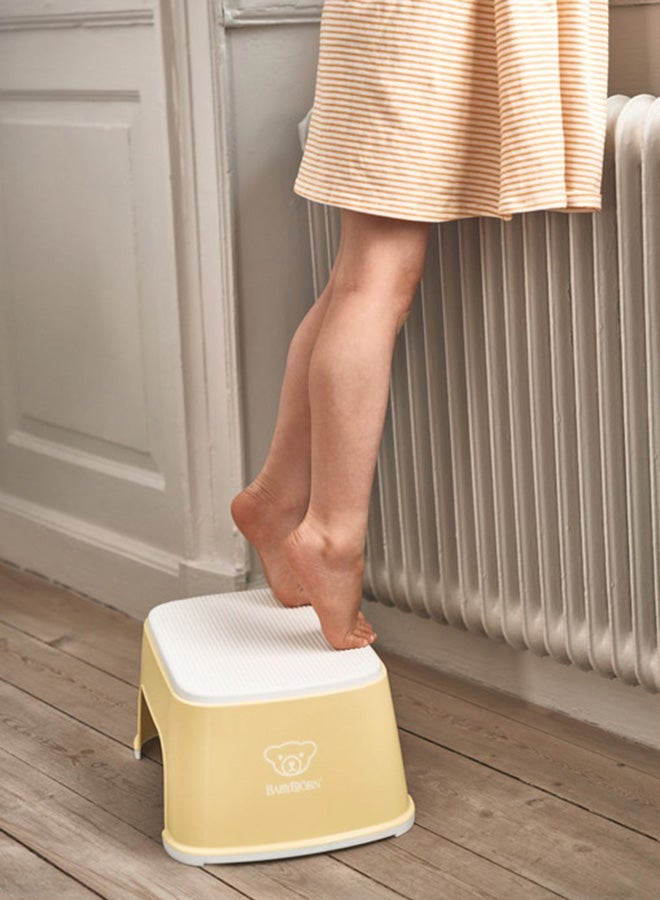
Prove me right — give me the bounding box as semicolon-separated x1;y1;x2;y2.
133;587;414;865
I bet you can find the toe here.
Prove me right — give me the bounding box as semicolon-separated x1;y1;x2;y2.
325;626;373;650
346;634;370;649
348;625;378;648
355;624;374;639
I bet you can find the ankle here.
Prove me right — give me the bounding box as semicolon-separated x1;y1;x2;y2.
298;510;366;564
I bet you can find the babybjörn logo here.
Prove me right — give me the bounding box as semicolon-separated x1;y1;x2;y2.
263;740;317;777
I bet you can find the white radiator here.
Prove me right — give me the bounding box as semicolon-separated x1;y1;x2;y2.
299;94;660;693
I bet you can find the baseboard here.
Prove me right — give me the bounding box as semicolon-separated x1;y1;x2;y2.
0;491;245;619
362;598;660;752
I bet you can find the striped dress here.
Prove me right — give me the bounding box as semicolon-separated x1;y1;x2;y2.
293;0;609;223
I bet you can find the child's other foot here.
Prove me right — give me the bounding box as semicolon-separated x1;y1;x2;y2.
282;516;377;650
230;478;310;608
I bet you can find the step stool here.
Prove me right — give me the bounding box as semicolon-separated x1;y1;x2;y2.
133;587;414;865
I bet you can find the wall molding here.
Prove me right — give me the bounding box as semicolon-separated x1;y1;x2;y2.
6;429;164;490
221;0;321;27
0;490;244;619
220;0;660;29
0;0;652;34
0;8;153;31
0;88;140;102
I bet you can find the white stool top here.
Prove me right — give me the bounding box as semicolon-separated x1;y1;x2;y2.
145;588;384;704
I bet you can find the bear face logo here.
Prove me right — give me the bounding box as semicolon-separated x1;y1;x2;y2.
263;740;317;777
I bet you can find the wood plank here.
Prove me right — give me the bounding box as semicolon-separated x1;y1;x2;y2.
324;824;557;899
206;854;409;900
2;606;659;846
0;564;141;683
381;651;660;779
0;584;592;897
0;751;243;899
402;732;660;899
388;670;660;839
0;620;558;898
0;680;164;837
0;620;557;899
0;620;138;747
0;681;406;900
3;677;659;898
0;830;97;899
3;563;659;895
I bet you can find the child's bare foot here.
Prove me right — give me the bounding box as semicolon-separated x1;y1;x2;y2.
282;516;377;650
231;478;310;607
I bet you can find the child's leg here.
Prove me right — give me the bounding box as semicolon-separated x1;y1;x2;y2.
230;257;341;606
283;209;431;648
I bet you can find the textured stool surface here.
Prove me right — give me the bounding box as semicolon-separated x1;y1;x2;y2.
146;588;383;704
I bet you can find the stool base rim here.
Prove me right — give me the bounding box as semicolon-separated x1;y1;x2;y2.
160;796;415;866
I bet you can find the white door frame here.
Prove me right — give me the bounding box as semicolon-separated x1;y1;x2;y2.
159;0;249;598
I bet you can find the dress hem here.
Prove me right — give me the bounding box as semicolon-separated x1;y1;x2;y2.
292;184;603;224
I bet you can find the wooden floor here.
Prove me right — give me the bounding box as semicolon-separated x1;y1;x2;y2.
1;563;659;899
